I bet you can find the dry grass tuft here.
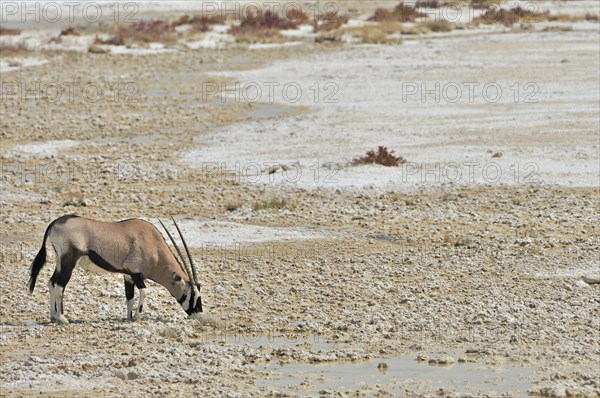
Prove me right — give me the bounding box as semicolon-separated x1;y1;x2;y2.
470;0;505;9
127;20;176;44
225;201;241;212
95;20;176;46
171;14;225;33
343;24;403;44
415;1;443;8
421;20;454;32
315;10;349;31
0;27;22;36
473;6;549;26
0;42;29;54
369;2;427;23
352;146;406;167
63;192;87;207
252;198;288;212
230;10;302;42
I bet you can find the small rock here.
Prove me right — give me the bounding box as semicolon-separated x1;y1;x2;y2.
377;362;388;373
582;276;600;284
572;280;589;288
437;356;456;365
127;371;139;380
113;370;127;380
89;45;108;54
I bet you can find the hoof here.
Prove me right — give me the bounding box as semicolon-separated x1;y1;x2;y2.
51;316;70;325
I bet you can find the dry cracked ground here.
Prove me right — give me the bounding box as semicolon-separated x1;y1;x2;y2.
1;14;599;398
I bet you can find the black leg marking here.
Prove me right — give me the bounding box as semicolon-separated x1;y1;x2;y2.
56;254;76;287
50;270;58;314
131;273;146;289
125;279;135;301
55;252;79;315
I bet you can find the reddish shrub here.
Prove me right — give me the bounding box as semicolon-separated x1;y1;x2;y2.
476;6;548;25
60;26;79;36
415;1;442;8
369;2;426;23
231;10;300;36
352;146;406;167
130;19;174;42
172;14;225;32
286;8;310;25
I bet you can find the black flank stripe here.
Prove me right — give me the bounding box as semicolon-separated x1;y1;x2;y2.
88;250;121;273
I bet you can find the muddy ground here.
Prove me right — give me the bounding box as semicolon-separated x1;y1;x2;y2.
1;7;599;398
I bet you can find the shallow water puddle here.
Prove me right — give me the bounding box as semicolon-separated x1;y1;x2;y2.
256;356;534;395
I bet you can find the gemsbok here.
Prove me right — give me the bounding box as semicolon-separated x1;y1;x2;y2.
28;214;203;324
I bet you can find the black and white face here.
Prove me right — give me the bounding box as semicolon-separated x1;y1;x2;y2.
180;282;203;317
171;273;203;317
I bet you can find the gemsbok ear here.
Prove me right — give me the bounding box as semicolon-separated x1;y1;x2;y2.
172;272;182;282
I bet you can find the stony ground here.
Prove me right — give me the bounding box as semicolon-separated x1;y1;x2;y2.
1;11;599;398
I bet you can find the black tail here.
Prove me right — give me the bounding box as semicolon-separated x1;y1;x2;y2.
29;223;52;293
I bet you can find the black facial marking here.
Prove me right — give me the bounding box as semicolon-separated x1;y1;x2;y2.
177;293;187;304
185;290;196;315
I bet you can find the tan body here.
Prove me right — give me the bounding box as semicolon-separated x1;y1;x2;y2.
29;215;203;323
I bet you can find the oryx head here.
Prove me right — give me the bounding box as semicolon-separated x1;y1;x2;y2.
159;216;203;317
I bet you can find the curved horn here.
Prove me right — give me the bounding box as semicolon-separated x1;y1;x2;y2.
170;216;198;284
158;219;193;281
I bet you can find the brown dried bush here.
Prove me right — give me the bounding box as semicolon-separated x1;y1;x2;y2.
415;1;442;8
171;14;225;33
474;6;549;25
127;19;175;43
422;20;454;32
352;146;406;167
0;27;22;36
315;10;349;31
369;2;426;23
60;26;79;36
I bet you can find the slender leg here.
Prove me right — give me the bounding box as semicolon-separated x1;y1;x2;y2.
131;273;146;320
49;245;60;322
124;276;135;321
49;252;78;325
137;289;146;317
48;270;58;322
